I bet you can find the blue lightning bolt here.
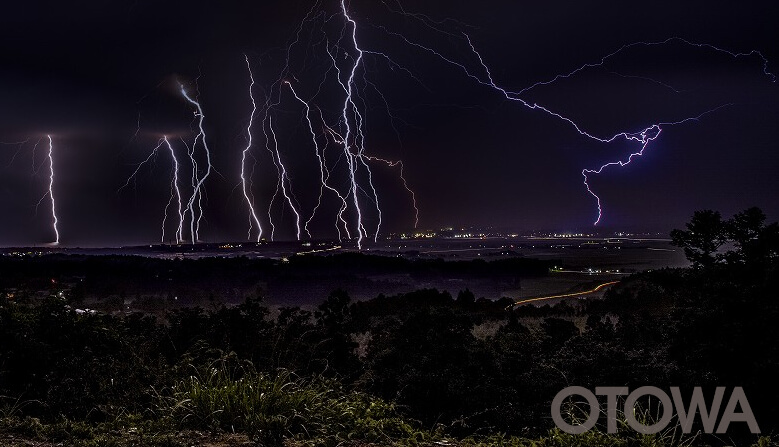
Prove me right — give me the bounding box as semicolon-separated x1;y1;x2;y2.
373;15;774;225
465;36;773;224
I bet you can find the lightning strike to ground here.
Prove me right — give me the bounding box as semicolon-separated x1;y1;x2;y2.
180;83;214;243
267;115;302;240
119;136;186;243
47;136;59;244
284;81;352;240
35;135;60;244
242;55;264;242
161;136;184;243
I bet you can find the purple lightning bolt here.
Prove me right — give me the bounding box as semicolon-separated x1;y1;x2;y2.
373;12;774;224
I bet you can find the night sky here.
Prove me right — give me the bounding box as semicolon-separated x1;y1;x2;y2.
1;1;778;246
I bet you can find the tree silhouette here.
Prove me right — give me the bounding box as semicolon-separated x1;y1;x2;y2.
671;210;726;268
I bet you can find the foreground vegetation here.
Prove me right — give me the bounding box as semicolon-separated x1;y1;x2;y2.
1;207;777;446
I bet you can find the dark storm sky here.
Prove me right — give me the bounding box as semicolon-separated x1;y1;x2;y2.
1;0;778;246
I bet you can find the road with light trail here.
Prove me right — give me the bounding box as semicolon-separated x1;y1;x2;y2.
509;280;619;308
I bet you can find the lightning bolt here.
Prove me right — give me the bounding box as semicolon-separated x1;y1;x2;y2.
374;16;774;225
364;155;418;228
339;0;371;248
2;137;49;181
255;6;322;242
266;115;302;240
260;94;282;241
242;1;421;246
580;106;733;224
180;82;213;243
242;55;263;242
161;136;184;243
118;139;164;193
46;136;59;244
35;135;60;244
6;136;60;243
30;138;45;177
464;36;772;224
119;136;186;243
516;37;776;97
284;81;352;240
1;139;30;169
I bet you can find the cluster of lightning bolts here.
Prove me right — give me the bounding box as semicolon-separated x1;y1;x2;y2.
236;2;775;246
5;2;773;245
118;83;213;244
116;0;418;248
234;0;420;249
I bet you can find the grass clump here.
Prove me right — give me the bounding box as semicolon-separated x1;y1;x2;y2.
162;354;423;446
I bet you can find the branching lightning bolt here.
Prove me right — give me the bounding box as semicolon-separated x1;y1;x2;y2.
515;37;775;97
467;37;773;224
161;136;184;243
180;83;213;243
364;155;418;228
284;81;352;240
242;1;421;246
337;0;382;247
267;115;302;240
2;139;30;169
374;16;774;225
46;135;59;244
242;55;264;242
119;136;185;243
118;139;164;193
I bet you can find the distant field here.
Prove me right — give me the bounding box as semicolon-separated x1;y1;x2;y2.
1;236;685;308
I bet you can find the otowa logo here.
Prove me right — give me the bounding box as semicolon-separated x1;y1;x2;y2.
551;386;760;434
